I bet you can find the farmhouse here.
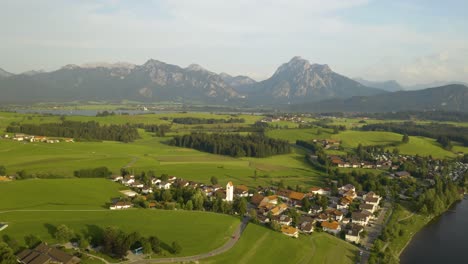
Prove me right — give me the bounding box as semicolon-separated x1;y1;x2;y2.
17;242;80;264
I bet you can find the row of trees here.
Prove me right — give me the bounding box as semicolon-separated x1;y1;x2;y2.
170;133;291;158
6;121;140;143
171;117;245;125
134;124;171;137
74;167;112;178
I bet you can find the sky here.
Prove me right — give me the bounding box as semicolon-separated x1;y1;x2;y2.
1;0;468;85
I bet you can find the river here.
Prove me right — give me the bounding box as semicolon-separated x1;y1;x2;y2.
400;197;468;263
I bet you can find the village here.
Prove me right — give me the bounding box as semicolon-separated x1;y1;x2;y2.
108;173;385;248
3;133;74;144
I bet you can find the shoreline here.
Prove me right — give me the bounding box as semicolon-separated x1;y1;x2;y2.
397;196;464;259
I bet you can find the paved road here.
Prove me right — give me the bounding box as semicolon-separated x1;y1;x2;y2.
360;201;392;264
129;216;250;264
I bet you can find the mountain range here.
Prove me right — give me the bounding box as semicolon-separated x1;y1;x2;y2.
0;57;467;112
291;84;468;112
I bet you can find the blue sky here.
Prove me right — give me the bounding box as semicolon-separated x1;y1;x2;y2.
1;0;467;85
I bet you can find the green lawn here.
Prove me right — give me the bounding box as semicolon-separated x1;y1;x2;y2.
203;224;358;264
0;179;123;210
0;210;239;257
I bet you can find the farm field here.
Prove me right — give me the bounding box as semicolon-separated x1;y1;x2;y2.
0;210;239;257
203;224;358;264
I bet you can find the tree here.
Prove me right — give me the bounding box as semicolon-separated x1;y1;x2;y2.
55;224;74;243
237;198;247;216
171;241;182;254
249;208;258;223
24;235;41;248
141;238;153;254
402;134;409;143
0;165;6;176
162;190;172;202
185;200;193;210
210;176;218;185
78;236;90;249
148;236;161;253
0;242;16;264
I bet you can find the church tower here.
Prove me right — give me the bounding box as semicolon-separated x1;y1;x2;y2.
226;181;234;202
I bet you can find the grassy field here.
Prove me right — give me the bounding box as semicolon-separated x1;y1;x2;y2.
0;179;123;210
0;178;239;257
331;131;459;158
0;210;239;257
203;224;358;264
266;128;333;143
0;136;324;187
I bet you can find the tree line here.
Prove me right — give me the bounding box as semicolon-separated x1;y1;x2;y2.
170;117;245;125
170;133;291;157
6;121;140;142
74;167;112;178
134;123;171;137
362;122;468;147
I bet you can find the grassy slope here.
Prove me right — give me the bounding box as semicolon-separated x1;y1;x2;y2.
331;131;458;159
0;179;123;210
1;210;238;257
266;128;333;143
203;224;358;264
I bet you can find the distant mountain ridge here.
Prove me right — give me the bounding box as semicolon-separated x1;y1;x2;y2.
291;84;468;112
353;78;403;92
245;56;386;103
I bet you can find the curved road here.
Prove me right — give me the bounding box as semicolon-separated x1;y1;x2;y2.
130;216;249;264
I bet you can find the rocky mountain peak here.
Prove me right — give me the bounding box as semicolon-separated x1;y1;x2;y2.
186;64;207;72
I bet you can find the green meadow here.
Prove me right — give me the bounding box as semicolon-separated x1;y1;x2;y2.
331;130;461;159
203;224;358;264
0;179;123;210
0;210;238;257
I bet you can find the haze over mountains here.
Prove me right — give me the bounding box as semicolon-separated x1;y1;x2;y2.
0;56;467;112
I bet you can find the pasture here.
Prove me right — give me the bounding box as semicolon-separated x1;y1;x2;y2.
266;128;333;143
0;210;239;257
203;224;358;264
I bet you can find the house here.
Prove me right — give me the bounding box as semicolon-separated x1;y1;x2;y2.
110;175;123;182
168;176;177;182
157;182;171;190
110;201;133;210
131;181;144;188
276;215;292;226
234;185;249;197
141;186;153;194
337;196;353;210
360;203;376;213
281;225;299;238
258;195;278;209
17;242;80;264
250;194;265;207
300;222;314;234
343;190;357;199
321;221;341;235
364;195;381;207
151;178;161;185
276;189;292;201
310;187;331;196
121;176;135;186
395;171;411;178
351;212;370;226
288;191;306;206
270;203;288;216
345;224;364;243
339;184;356;194
326;209;344;222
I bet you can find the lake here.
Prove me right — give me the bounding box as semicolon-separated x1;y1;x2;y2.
400;197;468;263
